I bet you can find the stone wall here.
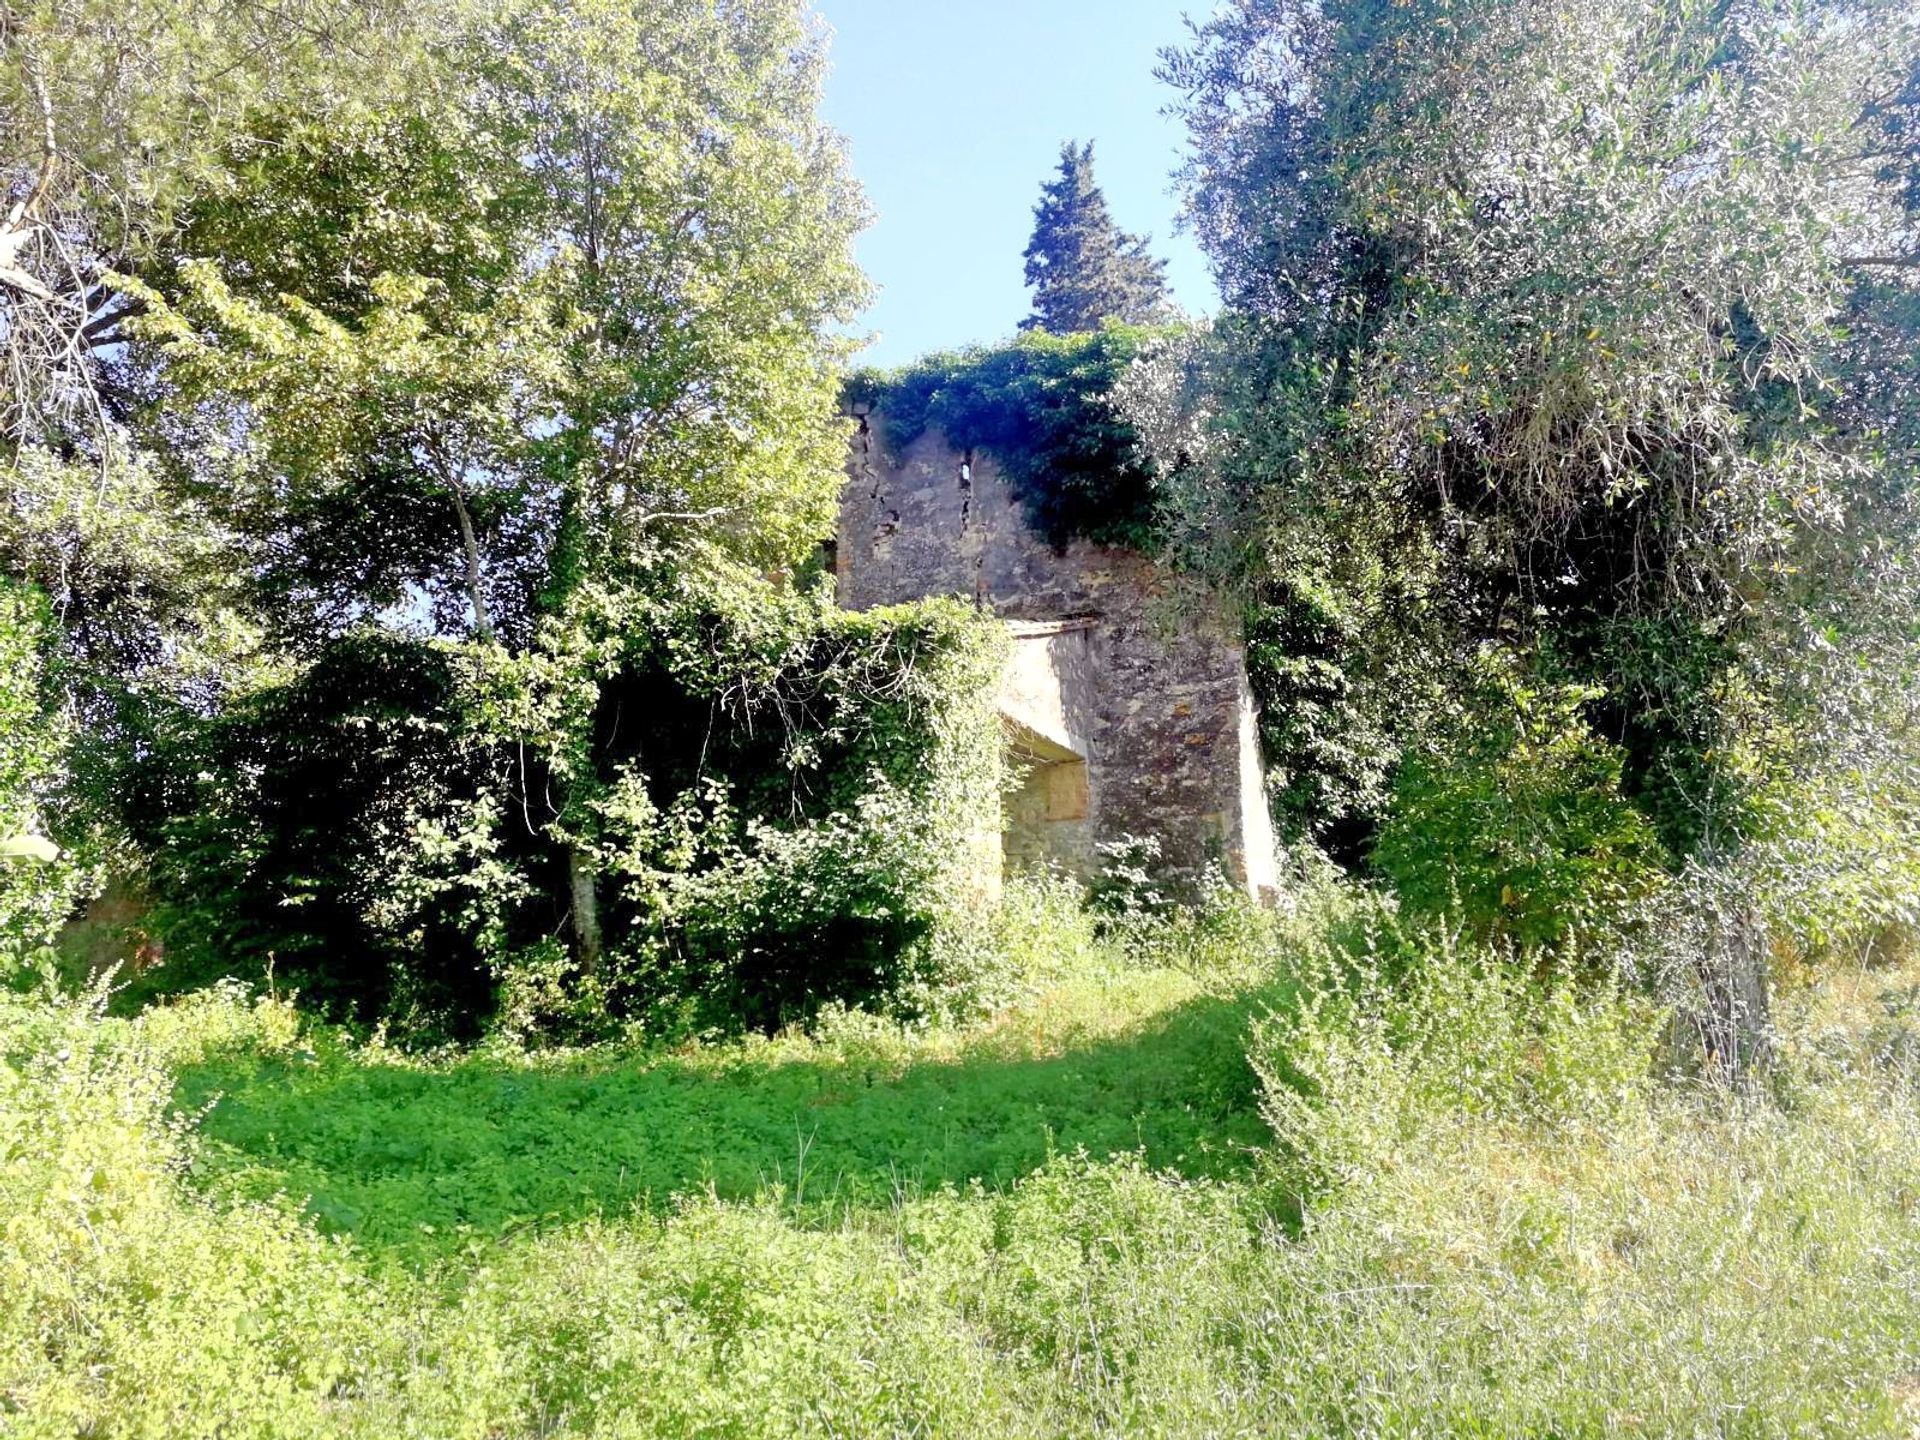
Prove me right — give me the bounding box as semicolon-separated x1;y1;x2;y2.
838;410;1278;897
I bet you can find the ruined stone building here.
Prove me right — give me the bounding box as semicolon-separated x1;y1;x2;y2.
836;408;1278;898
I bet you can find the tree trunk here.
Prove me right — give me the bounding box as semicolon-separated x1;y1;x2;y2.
1693;896;1773;1078
567;845;602;973
447;479;496;644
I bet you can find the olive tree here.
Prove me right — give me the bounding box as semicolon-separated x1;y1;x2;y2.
1152;0;1920;1060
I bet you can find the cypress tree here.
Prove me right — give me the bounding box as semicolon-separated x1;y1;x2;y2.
1020;141;1169;333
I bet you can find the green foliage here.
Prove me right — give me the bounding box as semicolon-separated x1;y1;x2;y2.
1165;0;1920;576
0;981;440;1436
126;632;515;1034
1156;0;1920;800
1085;835;1174;921
850;325;1174;551
518;578;1007;1039
121;0;868;647
985;869;1115;992
129;577;1005;1041
0;583;88;960
0;585;60;848
1250;921;1663;1195
0;0;442;451
1373;657;1672;948
1147;0;1920;1048
602;784;969;1038
122;252;561;646
7;897;1920;1435
1242;573;1452;859
9;0;886;1038
0;447;248;688
1020;141;1170;334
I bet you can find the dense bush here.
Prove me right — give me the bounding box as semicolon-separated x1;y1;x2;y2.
130;578;1005;1041
1242;576;1452;861
1372;658;1671;949
518;579;1007;1040
125;633;514;1029
586;784;969;1038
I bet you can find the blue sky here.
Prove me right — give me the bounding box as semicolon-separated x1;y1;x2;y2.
816;0;1216;368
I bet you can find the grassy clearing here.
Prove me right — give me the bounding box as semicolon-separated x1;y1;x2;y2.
176;963;1278;1266
5;903;1920;1437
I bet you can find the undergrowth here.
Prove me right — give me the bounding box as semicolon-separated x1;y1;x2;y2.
4;882;1920;1437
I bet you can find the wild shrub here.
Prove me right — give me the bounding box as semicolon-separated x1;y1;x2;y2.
1240;576;1447;861
130;577;1005;1042
519;582;1007;1040
985;868;1116;994
1373;657;1670;949
1251;921;1664;1197
0;982;442;1437
125;632;516;1034
609;785;959;1036
1087;834;1176;923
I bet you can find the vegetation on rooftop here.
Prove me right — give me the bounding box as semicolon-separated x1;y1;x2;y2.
846;325;1176;552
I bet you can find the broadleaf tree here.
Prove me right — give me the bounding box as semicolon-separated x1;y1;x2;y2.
0;0;448;958
0;0;443;454
105;0;871;975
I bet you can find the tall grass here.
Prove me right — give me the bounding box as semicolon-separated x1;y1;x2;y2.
4;894;1919;1436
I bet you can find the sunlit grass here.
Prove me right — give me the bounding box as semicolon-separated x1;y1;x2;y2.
5;911;1920;1436
174;959;1277;1264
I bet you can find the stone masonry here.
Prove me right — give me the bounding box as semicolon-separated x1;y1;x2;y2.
837;409;1279;898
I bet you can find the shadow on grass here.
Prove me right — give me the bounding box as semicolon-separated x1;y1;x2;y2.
171;979;1291;1267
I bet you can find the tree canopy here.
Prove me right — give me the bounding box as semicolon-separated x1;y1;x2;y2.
1144;0;1920;1040
0;0;1013;1040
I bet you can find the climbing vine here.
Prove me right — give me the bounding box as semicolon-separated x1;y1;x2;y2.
846;325;1177;552
126;564;1009;1042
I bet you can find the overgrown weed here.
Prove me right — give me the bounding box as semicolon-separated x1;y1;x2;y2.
5;888;1920;1436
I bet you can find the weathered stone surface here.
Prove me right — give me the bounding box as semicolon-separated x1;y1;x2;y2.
838;414;1279;897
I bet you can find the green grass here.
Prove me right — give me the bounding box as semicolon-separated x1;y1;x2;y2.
175;966;1281;1265
6;911;1920;1437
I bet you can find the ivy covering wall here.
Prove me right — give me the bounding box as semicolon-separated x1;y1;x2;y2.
846;325;1174;552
